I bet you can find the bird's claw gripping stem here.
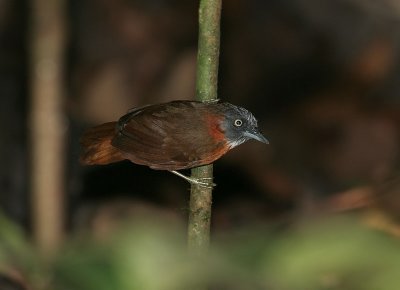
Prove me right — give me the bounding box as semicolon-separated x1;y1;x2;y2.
204;98;220;104
170;171;216;188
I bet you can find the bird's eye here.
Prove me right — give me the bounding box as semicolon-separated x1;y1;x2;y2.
234;119;243;127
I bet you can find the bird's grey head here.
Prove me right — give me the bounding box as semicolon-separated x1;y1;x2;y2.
220;103;269;148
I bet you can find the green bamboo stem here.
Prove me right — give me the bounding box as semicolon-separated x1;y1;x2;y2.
188;0;222;256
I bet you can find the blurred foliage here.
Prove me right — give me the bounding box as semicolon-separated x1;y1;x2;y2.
1;212;400;290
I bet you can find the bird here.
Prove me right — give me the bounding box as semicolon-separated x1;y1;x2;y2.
80;100;268;186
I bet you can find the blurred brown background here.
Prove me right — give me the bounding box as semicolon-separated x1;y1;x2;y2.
1;0;400;243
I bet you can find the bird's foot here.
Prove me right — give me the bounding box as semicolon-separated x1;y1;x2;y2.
191;177;216;189
170;171;216;188
204;98;220;104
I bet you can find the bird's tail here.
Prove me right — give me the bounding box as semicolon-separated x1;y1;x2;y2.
80;122;124;165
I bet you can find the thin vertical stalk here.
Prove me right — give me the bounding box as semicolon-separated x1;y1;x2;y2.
188;0;222;255
30;0;66;254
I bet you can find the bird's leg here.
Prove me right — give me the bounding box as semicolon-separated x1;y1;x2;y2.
170;170;216;188
204;98;220;104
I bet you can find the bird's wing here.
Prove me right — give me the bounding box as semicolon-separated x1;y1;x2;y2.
111;101;228;170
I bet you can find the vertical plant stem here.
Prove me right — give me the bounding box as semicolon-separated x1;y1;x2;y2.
30;0;67;254
188;0;222;256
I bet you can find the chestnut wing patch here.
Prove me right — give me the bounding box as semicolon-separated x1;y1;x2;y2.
111;101;228;170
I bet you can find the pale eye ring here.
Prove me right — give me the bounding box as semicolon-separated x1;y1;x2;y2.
234;119;243;127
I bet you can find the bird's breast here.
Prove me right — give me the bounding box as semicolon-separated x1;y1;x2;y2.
204;113;226;143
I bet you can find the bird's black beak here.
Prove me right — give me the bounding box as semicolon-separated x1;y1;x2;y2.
244;129;269;144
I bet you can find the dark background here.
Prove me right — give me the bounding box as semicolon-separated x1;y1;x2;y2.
1;0;400;238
